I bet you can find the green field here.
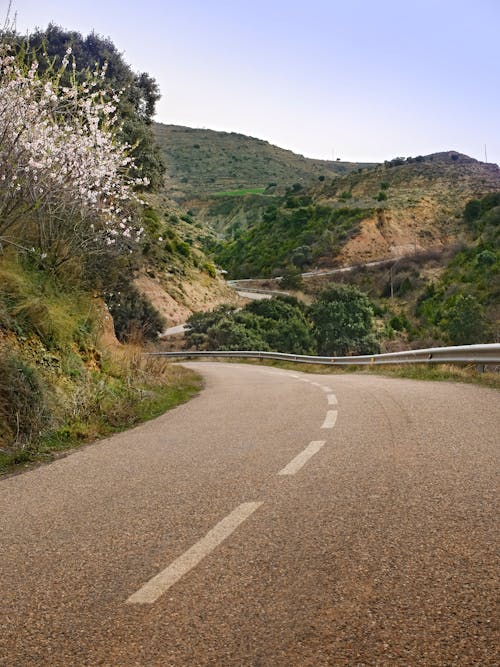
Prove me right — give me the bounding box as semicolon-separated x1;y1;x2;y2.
212;187;267;197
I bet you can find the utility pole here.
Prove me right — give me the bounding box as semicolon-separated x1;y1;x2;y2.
484;144;488;163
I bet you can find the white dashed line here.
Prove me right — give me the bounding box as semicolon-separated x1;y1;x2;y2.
321;410;338;429
327;393;338;405
126;502;263;604
278;441;326;476
321;386;333;392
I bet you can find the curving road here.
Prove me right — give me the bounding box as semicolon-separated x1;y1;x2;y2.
0;363;498;666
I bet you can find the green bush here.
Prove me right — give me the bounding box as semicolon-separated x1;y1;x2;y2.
0;352;50;451
441;294;489;345
279;265;303;290
207;316;270;351
310;284;379;356
105;283;165;342
176;241;191;257
202;261;217;278
185;297;314;355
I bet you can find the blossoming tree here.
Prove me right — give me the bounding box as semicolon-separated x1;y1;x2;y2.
0;44;146;269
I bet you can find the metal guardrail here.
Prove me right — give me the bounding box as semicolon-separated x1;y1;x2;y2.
151;344;500;366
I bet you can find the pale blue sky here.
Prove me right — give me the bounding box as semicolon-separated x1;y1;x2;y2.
6;0;500;164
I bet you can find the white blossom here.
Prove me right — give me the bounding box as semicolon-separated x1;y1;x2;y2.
0;43;147;261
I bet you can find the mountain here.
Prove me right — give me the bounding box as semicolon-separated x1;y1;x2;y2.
212;151;500;278
152;123;376;199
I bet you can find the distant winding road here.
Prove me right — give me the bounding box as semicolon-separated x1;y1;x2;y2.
1;364;498;665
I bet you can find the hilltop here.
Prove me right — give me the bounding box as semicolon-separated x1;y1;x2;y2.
153;123;376;199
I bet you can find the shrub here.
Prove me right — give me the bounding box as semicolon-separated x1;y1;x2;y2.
203;261;217;278
279;265;303;290
207;317;269;351
340;191;352;200
441;294;489;345
464;199;481;223
309;284;379;356
0;352;49;451
476;250;496;266
185;297;314;354
176;241;191;257
105;284;165;342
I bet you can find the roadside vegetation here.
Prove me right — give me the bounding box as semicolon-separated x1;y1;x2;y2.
185;286;380;356
0;24;203;474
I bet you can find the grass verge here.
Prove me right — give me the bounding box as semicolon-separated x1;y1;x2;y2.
0;353;203;477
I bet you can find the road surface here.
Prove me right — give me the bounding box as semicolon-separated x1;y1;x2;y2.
0;363;498;666
227;257;396;288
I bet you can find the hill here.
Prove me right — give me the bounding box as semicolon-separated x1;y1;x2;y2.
213;151;500;277
153;123;376;199
314;151;500;265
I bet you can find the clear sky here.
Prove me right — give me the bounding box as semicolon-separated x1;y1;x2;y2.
6;0;500;164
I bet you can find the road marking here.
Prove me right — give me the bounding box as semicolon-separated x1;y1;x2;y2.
278;441;326;475
321;386;333;392
126;502;263;605
327;393;338;405
321;410;338;428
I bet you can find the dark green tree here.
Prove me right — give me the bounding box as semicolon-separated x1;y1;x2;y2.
184;296;315;354
105;283;165;342
441;294;489;345
207;316;269;351
246;296;315;354
309;284;379;356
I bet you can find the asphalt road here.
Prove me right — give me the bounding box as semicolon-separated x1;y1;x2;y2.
0;363;498;666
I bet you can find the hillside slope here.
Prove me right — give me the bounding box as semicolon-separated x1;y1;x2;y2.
316;151;500;265
153;123;376;199
213;152;500;277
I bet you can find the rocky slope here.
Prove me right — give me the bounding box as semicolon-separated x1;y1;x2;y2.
316;152;500;265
